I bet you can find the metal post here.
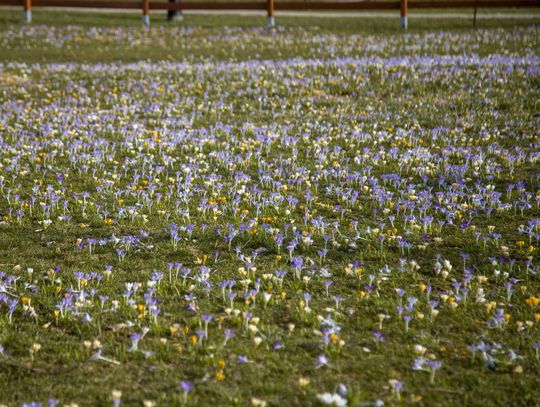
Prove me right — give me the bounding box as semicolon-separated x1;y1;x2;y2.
400;0;408;29
267;0;275;27
142;0;150;26
473;0;478;27
24;0;32;23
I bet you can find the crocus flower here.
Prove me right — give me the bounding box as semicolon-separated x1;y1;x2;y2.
316;354;328;368
427;360;443;384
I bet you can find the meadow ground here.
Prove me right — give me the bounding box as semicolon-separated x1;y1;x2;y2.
0;9;539;407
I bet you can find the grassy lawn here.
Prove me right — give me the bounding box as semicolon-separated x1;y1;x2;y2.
0;8;539;63
0;9;539;407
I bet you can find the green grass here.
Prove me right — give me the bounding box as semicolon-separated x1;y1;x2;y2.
0;9;538;63
0;10;539;407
